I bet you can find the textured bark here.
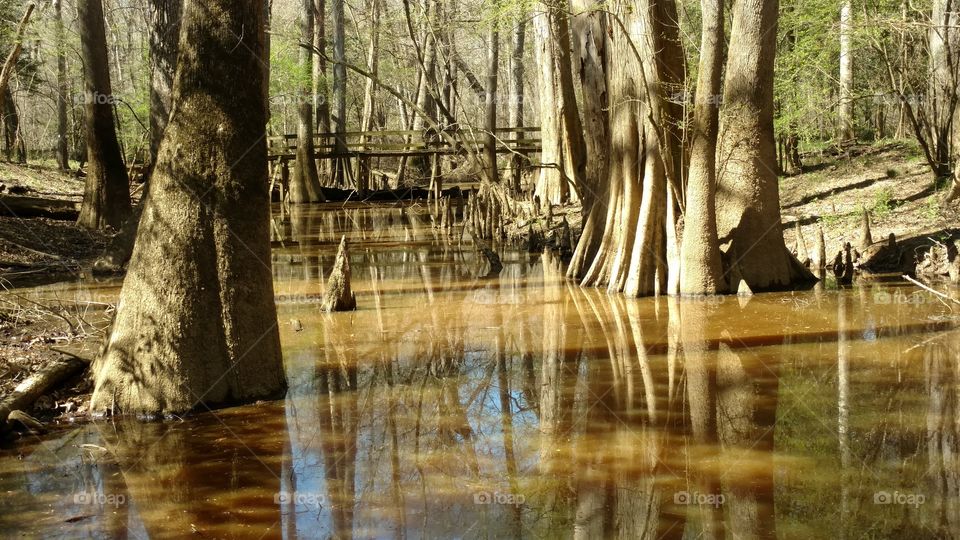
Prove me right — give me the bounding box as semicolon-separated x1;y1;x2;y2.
484;27;499;183
575;0;685;296
77;0;131;231
91;0;285;415
716;0;813;291
679;0;726;295
291;0;324;203
532;0;587;205
507;19;526;191
321;236;357;312
566;0;608;279
55;0;70;170
148;0;181;162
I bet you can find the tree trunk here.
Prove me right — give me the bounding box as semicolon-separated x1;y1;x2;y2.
679;0;726;295
532;0;587;205
574;0;685;296
928;0;958;178
77;0;131;231
313;0;332;181
484;25;499;183
148;0;181;164
839;0;854;141
566;0;608;279
291;0;324;203
90;0;285;415
716;0;813;291
0;3;34;118
357;0;382;192
331;0;348;186
507;17;526;192
55;0;70;171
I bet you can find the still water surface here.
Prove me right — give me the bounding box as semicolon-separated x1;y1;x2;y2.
1;204;959;539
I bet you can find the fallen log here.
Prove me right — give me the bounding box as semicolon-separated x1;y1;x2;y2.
0;351;89;434
0;194;81;220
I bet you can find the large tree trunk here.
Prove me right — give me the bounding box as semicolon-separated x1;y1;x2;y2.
532;0;586;205
90;0;285;415
679;0;726;295
716;0;813;291
55;0;70;171
291;0;325;203
839;0;854;141
148;0;181;164
566;0;608;279
574;0;685;297
77;0;131;231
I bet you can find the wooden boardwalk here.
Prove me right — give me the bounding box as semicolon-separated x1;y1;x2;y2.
267;126;540;195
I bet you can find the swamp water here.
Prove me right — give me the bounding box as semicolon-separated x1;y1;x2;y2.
1;204;958;539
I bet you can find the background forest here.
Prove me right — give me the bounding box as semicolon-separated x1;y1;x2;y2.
0;0;944;171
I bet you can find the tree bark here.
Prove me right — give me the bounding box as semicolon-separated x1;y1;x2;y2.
77;0;131;231
507;17;526;192
484;25;499;183
574;0;685;296
148;0;181;164
291;0;324;203
680;0;726;295
55;0;70;171
716;0;813;291
357;0;382;192
331;0;348;186
532;0;587;205
566;0;608;280
90;0;285;415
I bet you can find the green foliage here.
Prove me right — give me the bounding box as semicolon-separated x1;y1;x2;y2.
871;187;896;217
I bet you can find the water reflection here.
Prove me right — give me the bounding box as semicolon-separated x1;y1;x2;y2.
1;205;959;538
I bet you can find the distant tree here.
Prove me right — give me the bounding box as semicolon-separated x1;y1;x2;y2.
77;0;131;230
290;0;324;203
91;0;285;415
54;0;69;170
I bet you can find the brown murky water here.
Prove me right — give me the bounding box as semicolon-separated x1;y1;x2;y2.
2;204;959;539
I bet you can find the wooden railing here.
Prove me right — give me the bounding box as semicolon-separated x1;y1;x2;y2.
266;126;541;160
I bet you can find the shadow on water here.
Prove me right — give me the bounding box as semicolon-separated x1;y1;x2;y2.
1;204;959;538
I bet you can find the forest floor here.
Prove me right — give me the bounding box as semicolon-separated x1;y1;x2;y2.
0;162;109;436
780;140;959;266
